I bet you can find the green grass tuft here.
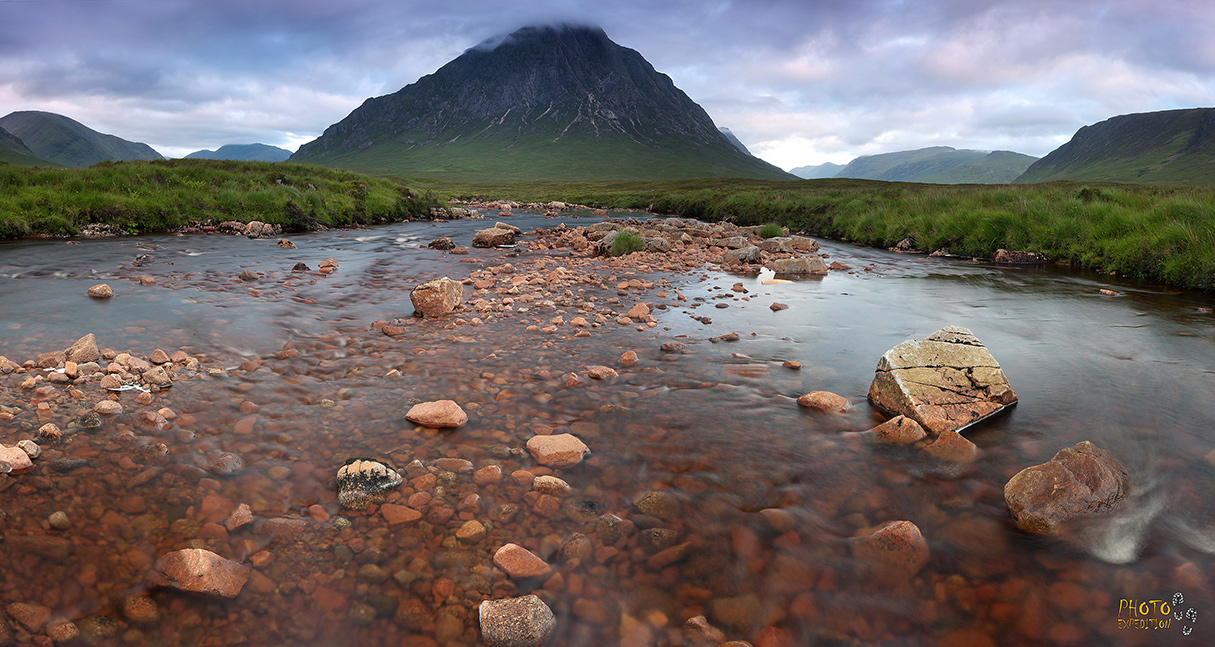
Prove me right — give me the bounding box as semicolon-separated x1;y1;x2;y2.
758;222;783;238
610;231;644;256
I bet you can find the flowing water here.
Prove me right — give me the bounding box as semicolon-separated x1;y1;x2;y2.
1;212;1214;646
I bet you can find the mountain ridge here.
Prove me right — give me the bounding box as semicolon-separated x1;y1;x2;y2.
291;24;792;181
0;125;56;166
832;146;1036;183
185;143;292;162
0;111;162;167
1015;108;1215;185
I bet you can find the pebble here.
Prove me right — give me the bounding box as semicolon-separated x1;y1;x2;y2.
479;595;556;647
16;439;40;459
93;400;123;415
456;519;488;543
633;489;678;520
5;602;51;633
46;621;79;644
532;475;571;496
87;283;113;298
492;543;552;579
852;520;931;581
121;596;160;624
587;365;618;379
48;511;71;530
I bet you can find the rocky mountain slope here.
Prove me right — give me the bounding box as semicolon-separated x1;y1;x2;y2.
291;24;791;181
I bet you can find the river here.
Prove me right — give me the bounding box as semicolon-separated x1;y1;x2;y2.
1;211;1213;646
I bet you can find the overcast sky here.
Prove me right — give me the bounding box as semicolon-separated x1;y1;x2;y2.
2;0;1212;170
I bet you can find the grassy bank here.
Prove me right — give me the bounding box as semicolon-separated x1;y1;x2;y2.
424;177;1215;291
0;159;440;238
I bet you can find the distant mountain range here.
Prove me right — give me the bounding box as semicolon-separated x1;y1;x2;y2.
291;24;792;181
1015;108;1215;185
0;111;162;167
790;162;845;179
790;147;1038;184
185;143;292;162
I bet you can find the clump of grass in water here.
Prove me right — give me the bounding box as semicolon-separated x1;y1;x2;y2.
759;222;783;238
610;231;644;256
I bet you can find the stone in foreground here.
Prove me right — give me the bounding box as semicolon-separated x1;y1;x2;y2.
472;227;516;248
336;458;403;510
410;277;463;317
149;548;250;598
492;543;552;579
868;325;1016;435
851;520;930;581
526;433;590;468
405;400;468;428
479;595;555;647
796;390;851;412
1004;440;1130;536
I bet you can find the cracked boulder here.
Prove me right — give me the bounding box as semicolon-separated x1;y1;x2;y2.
868;326;1016;435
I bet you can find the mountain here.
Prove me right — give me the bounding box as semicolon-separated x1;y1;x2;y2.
790;162;845;179
835;146;1036;184
1015;108;1215;185
291;24;792;181
0;111;163;167
185;143;292;162
0;125;55;166
718;127;752;156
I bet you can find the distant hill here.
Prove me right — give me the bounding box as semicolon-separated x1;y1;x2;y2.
835;146;1037;183
0;111;163;167
1015;108;1215;185
718;127;752;156
185;143;292;162
292;24;793;182
790;162;845;179
0;125;55;166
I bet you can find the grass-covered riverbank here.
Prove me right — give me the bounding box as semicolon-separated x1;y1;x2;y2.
0;159;440;238
423;177;1215;291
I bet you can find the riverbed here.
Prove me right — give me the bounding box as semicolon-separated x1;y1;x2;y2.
2;212;1213;646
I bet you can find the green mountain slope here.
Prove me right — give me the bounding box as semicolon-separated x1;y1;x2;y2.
1015;108;1215;185
185;143;292;162
0;125;56;166
835;146;1036;183
291;24;792;182
0;111;163;167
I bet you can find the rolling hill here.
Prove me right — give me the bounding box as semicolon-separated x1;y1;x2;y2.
834;146;1037;183
0;125;55;166
1015;108;1215;185
291;24;792;182
185;143;292;162
0;111;163;167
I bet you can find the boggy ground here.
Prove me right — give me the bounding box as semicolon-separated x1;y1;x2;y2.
0;215;1206;647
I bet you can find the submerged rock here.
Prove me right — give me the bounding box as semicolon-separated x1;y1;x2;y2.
796;390;851;412
526;433;590;469
479;595;555;647
336;458;403;510
149;548;250;598
1004;440;1130;536
868;325;1016;435
851;520;930;581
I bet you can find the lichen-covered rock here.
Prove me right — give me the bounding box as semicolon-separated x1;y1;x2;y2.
428;237;455;250
64;333;99;364
149;548;249;598
770;256;827;275
993;249;1049;264
472;227;516;247
723;246;761;265
479;595;555;647
1004;440;1130;536
868;326;1017;435
410;277;463;317
336;458;402;510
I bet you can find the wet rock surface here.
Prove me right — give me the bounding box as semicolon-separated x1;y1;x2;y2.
149;548;250;598
479;595;555;647
868;325;1017;435
1004;440;1130;536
